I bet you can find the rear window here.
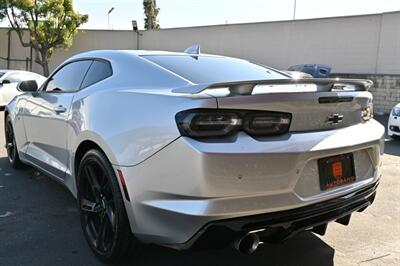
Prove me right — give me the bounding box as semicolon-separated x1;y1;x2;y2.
142;55;288;83
80;60;112;89
0;72;5;78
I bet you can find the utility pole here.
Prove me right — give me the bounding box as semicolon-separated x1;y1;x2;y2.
149;11;153;30
148;1;154;30
132;20;142;50
293;0;297;20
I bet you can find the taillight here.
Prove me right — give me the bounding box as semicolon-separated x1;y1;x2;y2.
176;109;291;138
361;101;373;122
176;111;241;138
243;112;291;136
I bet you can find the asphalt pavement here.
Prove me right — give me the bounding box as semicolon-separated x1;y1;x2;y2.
0;113;399;266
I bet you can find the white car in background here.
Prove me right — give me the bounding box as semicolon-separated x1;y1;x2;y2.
388;103;400;138
0;70;46;107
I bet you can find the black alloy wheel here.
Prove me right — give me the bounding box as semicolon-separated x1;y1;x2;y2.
77;149;137;263
5;115;23;168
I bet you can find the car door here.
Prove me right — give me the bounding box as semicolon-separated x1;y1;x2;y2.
23;60;93;180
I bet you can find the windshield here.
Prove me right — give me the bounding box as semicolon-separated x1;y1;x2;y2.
0;72;5;78
142;55;288;84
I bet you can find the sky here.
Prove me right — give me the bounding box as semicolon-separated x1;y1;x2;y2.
2;0;400;30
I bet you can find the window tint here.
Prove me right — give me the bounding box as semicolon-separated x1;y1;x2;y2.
46;60;92;92
80;60;112;89
142;55;288;83
303;66;315;73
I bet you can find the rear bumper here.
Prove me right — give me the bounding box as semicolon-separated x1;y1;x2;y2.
173;180;378;250
118;119;384;246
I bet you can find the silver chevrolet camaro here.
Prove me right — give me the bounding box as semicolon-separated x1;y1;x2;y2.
4;48;384;263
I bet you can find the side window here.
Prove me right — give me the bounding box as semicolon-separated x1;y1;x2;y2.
80;60;112;89
45;60;93;92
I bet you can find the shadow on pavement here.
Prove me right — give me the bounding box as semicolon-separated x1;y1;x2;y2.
1;114;394;265
130;232;334;266
385;138;400;157
0;154;335;266
374;114;388;134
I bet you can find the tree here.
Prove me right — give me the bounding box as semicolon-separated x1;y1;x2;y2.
0;1;5;20
143;0;160;30
0;0;88;76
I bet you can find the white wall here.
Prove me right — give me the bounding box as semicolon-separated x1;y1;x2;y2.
1;11;399;75
376;12;400;74
142;14;383;74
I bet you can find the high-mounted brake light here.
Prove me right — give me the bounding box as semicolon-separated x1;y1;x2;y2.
176;109;291;138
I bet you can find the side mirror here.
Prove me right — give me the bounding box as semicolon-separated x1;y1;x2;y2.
1;79;11;85
17;80;38;92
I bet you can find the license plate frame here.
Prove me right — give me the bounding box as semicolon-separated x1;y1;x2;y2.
318;153;356;191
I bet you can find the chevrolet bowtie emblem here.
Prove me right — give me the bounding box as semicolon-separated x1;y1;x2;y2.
327;114;344;125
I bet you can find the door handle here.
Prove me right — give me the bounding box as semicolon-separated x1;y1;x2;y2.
54;105;67;114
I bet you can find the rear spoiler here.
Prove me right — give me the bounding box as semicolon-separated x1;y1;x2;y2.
172;78;373;95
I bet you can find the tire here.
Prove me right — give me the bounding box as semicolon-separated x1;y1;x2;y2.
5;115;24;169
77;149;138;263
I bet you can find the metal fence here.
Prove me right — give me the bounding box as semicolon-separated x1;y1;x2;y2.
0;56;32;71
0;28;33;71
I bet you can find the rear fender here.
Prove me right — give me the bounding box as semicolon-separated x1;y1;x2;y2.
68;88;218;167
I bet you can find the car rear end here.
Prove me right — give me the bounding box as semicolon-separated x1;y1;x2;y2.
120;54;385;251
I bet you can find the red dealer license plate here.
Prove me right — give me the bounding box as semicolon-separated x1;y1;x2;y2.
318;153;356;191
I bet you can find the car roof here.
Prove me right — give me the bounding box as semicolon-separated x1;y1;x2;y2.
0;69;44;76
67;49;227;62
0;69;30;73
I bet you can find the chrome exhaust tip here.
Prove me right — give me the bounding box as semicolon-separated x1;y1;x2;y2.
234;233;260;254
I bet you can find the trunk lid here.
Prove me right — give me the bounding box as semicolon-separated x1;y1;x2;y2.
215;89;372;132
173;79;373;132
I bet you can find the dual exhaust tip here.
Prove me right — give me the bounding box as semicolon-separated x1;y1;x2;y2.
233;221;336;254
234;232;260;254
